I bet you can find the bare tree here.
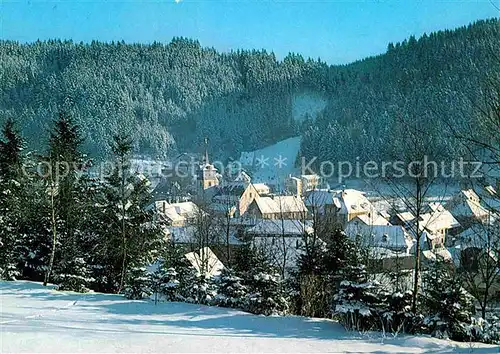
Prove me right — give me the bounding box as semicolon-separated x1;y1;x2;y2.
379;93;455;312
43;174;58;286
439;42;500;318
458;216;499;319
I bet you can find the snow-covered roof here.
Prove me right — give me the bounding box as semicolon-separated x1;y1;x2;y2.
254;196;308;215
253;183;271;196
304;188;373;215
484;185;497;197
345;223;413;251
184;247;224;277
350;212;390;226
422;248;452;262
338;189;373;215
462;189;481;203
396;211;416;223
247;219;313;236
252;235;305;271
304;190;335;209
232;170;252;184
419;207;460;234
167;226;196;244
369;247;408;259
149;201;200;224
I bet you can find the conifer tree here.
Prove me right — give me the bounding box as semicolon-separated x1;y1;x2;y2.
213;267;248;309
56;257;93;293
43;111;86;287
423;261;476;341
0;118;25;280
159;267;182;302
123;266;152;300
102;133;161;293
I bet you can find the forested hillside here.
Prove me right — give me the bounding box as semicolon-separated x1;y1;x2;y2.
1;18;498;160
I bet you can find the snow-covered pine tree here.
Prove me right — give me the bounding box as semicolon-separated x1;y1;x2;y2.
334;263;385;331
213;267;247;309
422;260;475;341
292;228;329;317
245;271;289;316
0;118;25;280
381;290;422;335
101;133;163;293
161;240;197;301
159;267;183;302
234;242;289;315
123;266;152;300
42;112;89;287
55;257;92;293
467;315;500;344
183;271;216;305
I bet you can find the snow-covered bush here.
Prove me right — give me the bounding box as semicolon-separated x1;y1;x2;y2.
159;267;183;302
333;264;386;331
56;257;92;293
467;315;500;344
213;268;248;309
422;261;475;341
245;272;288;316
185;273;216;305
123;266;152;300
1;262;21;281
380;291;423;335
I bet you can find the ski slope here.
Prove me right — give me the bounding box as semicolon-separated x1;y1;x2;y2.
239;136;301;187
1;281;496;353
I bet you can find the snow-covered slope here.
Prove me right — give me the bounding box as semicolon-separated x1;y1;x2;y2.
1;281;495;353
239;136;301;187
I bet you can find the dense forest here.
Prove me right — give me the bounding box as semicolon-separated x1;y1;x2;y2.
0;18;499;161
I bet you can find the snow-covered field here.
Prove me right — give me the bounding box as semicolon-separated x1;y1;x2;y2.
1;281;497;353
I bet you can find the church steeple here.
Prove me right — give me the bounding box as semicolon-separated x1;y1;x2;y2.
204;137;209;165
197;137;219;193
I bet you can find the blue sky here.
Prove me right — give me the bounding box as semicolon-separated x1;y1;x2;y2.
1;0;499;64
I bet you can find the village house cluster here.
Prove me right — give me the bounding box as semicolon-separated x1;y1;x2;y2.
145;150;500;288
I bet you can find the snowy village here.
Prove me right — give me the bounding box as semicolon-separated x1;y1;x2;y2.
1;1;500;353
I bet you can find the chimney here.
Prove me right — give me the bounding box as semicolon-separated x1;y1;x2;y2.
162;201;166;213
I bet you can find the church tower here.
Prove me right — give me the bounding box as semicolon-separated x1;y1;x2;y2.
198;138;219;191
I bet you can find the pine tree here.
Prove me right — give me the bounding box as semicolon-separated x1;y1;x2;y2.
293;230;329;317
123;266;152;300
234;244;288;315
159;267;182;302
380;290;422;335
213;267;247;309
101;133;162;293
0;118;25;280
188;273;216;305
56;257;93;293
422;261;475;341
245;271;289;316
42;111;87;287
334;263;385;331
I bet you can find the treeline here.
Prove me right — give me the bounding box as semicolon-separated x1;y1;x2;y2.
0;115;164;293
1;19;499;160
